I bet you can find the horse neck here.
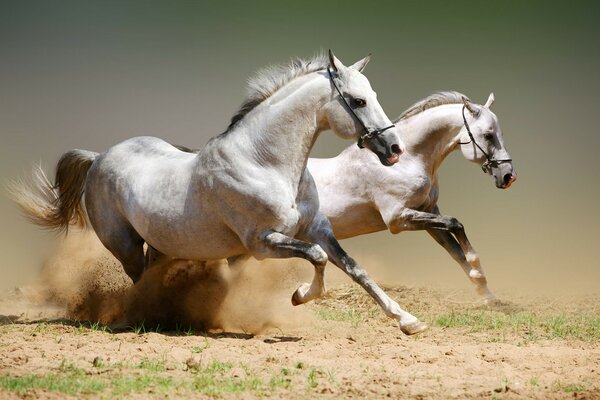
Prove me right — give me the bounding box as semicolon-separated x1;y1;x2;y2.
225;72;328;181
399;103;465;175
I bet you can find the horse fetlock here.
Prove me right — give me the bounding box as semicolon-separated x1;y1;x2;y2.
466;253;481;268
468;268;483;279
447;217;463;232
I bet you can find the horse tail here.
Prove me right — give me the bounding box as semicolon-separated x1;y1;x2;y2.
7;149;99;232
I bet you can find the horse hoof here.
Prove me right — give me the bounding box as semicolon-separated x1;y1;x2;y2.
291;283;311;306
291;291;301;306
400;320;428;335
485;297;500;306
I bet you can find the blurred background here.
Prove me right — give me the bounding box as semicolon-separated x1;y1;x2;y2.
1;0;599;295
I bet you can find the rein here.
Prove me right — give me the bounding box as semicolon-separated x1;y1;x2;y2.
460;105;512;173
327;67;395;148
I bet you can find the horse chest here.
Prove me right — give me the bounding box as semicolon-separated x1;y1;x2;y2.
411;183;439;212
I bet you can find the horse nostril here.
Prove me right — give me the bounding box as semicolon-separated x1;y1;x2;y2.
391;144;402;155
503;173;513;185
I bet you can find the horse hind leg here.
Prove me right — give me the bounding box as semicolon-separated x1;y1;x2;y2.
106;231;145;283
92;216;146;283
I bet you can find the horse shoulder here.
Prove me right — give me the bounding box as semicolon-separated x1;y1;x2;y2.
371;158;436;230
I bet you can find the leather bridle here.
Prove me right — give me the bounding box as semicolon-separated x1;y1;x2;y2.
460;105;512;173
327;67;395;149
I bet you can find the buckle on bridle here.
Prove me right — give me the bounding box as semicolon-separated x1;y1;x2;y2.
481;159;511;174
327;66;395;149
357;125;395;149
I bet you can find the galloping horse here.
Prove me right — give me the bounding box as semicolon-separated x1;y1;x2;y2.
309;92;516;303
12;52;430;335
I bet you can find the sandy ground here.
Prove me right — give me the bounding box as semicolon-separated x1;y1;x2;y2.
0;233;599;399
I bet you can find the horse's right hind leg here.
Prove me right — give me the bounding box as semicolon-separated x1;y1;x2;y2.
93;220;146;283
145;245;169;269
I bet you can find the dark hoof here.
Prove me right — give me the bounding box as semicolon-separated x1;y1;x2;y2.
291;291;302;306
400;320;428;335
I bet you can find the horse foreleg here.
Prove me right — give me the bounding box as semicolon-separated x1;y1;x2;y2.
426;229;496;303
258;231;328;305
388;207;484;276
301;214;428;335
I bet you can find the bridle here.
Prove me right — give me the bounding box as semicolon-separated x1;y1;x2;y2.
460;105;512;173
327;67;395;149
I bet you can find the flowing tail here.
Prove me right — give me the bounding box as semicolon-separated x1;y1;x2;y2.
7;149;99;232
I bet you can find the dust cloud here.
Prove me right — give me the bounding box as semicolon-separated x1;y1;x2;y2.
10;230;317;334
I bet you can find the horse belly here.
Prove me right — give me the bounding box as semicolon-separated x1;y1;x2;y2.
327;204;387;240
145;217;246;260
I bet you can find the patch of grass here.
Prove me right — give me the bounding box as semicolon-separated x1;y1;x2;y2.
192;336;210;353
137;358;166;373
530;376;538;387
174;323;195;336
316;307;376;328
553;379;588;393
0;357;292;398
269;368;292;391
191;360;263;396
132;322;147;335
112;374;176;395
0;367;105;396
307;368;319;389
433;309;600;342
75;320;111;334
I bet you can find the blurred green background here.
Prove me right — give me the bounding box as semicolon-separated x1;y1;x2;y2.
1;1;599;294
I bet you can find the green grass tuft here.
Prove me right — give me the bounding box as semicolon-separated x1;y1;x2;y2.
434;309;600;342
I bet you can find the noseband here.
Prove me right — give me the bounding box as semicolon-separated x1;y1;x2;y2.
327;67;395;149
460;105;512;173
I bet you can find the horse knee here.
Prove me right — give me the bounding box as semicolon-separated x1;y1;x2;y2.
308;244;328;267
447;217;464;232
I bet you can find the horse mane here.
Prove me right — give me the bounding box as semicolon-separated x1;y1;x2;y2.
395;91;470;122
223;53;330;133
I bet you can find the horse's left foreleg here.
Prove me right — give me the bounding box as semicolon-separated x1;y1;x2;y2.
255;230;328;305
301;214;428;335
387;205;496;302
426;228;496;303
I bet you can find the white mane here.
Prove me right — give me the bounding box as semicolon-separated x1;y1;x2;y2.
224;53;329;132
396;91;469;122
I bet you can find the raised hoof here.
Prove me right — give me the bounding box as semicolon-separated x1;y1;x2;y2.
291;283;310;306
400;320;428;335
291;291;302;306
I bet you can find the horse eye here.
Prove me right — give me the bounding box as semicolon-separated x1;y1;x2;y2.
353;98;367;108
483;132;494;141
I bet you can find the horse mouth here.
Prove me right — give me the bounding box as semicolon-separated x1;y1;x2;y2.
500;174;517;189
384;153;400;166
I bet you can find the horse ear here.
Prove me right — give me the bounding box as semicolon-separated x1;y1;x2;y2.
328;49;345;73
462;96;480;116
483;92;495;108
350;54;371;72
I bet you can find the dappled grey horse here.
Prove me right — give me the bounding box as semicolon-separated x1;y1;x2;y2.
12;52;430;335
309;92;516;303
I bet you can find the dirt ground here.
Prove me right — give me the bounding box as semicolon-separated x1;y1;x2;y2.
0;233;599;399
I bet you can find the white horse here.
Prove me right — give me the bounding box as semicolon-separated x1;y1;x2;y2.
308;92;516;303
12;52;430;335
